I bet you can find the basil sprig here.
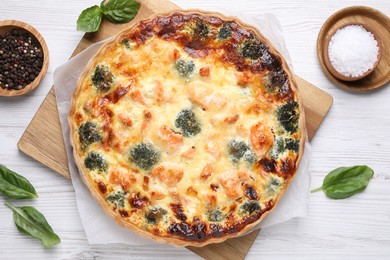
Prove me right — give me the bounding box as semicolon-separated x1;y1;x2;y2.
0;165;61;248
77;0;141;32
5;202;61;248
77;5;103;33
311;165;374;199
101;0;141;24
0;164;38;199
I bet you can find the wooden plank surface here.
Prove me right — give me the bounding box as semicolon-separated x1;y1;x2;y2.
16;0;332;259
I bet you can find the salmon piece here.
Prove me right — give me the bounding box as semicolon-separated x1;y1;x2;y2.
154;80;164;102
237;171;251;182
150;187;167;200
205;142;220;159
111;127;135;153
200;163;213;180
218;170;247;199
130;89;147;105
246;101;263;114
187;84;209;109
154;80;172;102
186;186;198;196
168;49;181;62
224;114;240;124
140;110;152;133
245;99;272;114
75;112;83;124
109;167;136;190
180;195;199;215
173;49;181;60
143;176;149;191
235;72;252;86
206;193;217;207
152;163;184;187
187;84;226;110
181;146;196;159
168;188;179;200
113;139;131;154
199;67;210;77
118;112;133;127
158;125;183;153
250;122;274;156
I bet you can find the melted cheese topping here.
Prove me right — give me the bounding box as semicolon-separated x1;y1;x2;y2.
70;13;302;244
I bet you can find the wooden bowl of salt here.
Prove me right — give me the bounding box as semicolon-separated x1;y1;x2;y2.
317;6;390;92
323;23;381;82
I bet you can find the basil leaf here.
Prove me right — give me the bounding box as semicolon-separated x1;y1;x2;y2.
0;165;38;199
77;5;103;32
101;0;141;24
311;165;374;199
5;202;61;248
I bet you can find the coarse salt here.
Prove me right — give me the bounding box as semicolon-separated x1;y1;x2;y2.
328;25;379;78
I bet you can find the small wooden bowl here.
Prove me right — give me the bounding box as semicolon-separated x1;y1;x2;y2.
317;6;390;92
323;23;382;82
0;20;49;97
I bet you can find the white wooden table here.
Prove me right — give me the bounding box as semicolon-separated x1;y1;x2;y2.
1;0;389;259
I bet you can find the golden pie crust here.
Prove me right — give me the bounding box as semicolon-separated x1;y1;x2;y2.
69;10;306;247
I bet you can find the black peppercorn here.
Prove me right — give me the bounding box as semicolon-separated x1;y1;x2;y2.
0;29;43;90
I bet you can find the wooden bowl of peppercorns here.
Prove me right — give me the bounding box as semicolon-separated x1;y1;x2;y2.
0;20;49;96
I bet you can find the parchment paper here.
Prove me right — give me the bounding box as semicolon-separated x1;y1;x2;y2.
53;13;311;246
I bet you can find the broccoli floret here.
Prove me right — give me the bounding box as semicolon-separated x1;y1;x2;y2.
264;70;290;96
84;152;108;172
240;201;261;215
228;140;248;159
122;38;131;49
78;122;102;150
130;142;160;170
260;50;274;66
285;138;299;152
266;176;282;195
277;101;299;134
269;137;300;159
268;137;285;159
194;21;209;38
243;150;257;164
107;191;125;208
91;64;113;91
208;209;226;222
218;24;232;40
228;140;256;164
175;59;195;77
241;38;266;60
175;109;201;137
145;206;167;225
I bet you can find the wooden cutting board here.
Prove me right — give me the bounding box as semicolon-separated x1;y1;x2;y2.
17;0;333;259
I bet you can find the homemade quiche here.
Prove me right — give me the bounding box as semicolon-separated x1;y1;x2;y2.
69;10;306;246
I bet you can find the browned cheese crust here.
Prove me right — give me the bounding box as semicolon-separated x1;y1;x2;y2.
69;10;306;247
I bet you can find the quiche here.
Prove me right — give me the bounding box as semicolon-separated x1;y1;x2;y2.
69;10;306;247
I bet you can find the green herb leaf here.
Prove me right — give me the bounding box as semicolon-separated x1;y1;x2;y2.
5;202;61;248
77;5;103;32
0;165;38;199
311;165;374;199
101;0;141;24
